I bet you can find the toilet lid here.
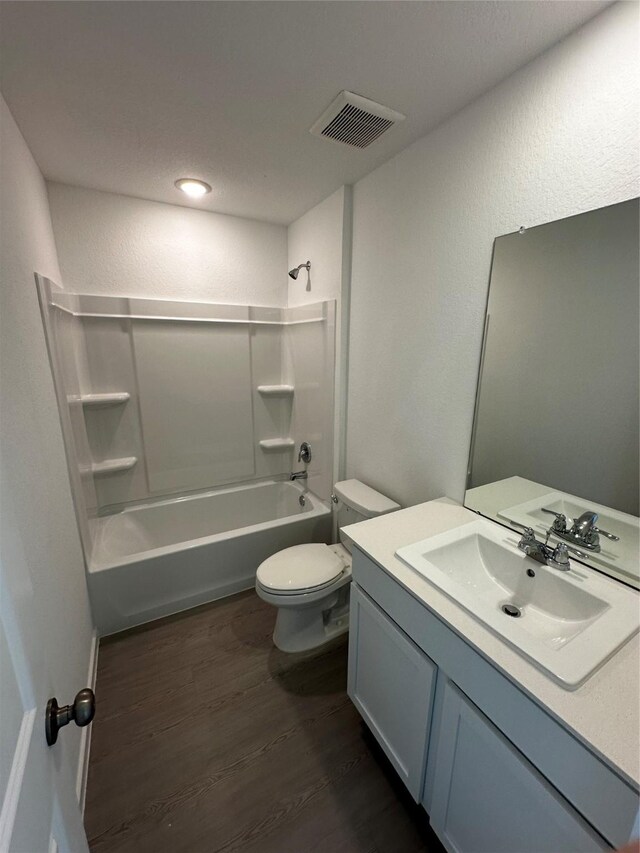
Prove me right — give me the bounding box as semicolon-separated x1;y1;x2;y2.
256;544;345;593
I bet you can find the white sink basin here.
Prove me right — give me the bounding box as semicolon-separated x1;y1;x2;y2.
498;491;639;586
396;519;639;689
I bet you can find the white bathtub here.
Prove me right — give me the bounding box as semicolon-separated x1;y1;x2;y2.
87;479;331;635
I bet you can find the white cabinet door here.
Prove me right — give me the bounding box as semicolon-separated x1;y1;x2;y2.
429;680;609;853
347;584;437;800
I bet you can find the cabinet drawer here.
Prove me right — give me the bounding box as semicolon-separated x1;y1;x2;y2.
430;679;609;853
348;584;437;801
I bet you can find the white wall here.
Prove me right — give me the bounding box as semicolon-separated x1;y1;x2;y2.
0;96;94;776
346;2;640;509
286;186;352;505
283;303;336;501
48;182;288;306
287;186;346;307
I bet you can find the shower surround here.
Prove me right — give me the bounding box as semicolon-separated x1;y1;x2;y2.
37;277;335;634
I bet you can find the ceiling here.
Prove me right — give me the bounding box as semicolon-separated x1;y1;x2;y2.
0;1;611;225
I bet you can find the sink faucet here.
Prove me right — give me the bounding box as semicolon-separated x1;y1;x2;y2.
573;511;599;541
514;526;571;571
289;470;308;481
541;508;620;553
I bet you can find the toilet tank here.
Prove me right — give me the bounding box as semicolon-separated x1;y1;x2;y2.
333;479;400;551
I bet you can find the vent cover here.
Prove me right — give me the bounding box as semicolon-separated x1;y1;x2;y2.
310;91;405;149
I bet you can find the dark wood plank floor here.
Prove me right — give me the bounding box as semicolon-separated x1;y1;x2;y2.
85;590;444;853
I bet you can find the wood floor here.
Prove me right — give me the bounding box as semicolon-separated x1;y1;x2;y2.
85;590;444;853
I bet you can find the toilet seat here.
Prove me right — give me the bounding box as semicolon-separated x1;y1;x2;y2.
256;543;347;595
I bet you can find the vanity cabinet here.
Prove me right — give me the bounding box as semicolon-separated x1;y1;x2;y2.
429;680;607;852
348;583;436;799
348;546;639;852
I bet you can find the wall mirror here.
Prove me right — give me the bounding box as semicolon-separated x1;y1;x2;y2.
466;198;639;589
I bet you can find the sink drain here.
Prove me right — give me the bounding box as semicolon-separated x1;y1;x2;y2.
502;603;522;618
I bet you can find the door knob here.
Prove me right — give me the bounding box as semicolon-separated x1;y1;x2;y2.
46;688;95;746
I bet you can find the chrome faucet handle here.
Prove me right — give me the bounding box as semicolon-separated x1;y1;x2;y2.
541;508;568;532
541;508;563;518
505;518;535;537
565;544;589;560
298;441;312;464
548;543;571;571
594;526;620;542
507;520;538;551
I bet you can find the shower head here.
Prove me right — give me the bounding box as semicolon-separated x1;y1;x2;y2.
288;261;311;280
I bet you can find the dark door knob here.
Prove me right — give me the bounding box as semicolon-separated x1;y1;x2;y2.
46;688;96;746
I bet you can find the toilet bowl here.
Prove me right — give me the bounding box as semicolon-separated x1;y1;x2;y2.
256;479;399;652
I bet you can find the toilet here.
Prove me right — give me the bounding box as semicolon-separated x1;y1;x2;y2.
256;479;400;652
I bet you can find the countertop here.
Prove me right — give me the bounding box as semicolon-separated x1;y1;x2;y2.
343;497;640;789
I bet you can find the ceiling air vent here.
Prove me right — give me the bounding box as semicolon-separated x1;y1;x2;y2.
309;91;405;149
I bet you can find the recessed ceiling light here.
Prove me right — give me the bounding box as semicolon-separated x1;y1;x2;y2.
175;178;211;198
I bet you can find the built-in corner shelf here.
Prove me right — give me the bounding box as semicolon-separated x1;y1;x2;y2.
257;385;294;397
259;438;295;452
88;456;138;476
70;392;131;408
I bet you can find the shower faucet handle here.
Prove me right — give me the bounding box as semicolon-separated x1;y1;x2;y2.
298;442;312;464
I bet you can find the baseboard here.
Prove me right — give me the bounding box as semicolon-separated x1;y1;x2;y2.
75;629;98;814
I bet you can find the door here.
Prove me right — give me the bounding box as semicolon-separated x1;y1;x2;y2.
348;584;437;801
0;516;89;853
1;98;95;852
428;679;608;853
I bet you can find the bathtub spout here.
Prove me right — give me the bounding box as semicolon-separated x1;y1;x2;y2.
289;470;308;481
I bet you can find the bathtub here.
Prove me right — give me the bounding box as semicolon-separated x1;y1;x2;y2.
87;479;331;635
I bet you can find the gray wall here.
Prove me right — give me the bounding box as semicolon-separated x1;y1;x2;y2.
471;199;639;515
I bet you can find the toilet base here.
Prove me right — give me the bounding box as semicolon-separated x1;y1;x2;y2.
271;587;350;653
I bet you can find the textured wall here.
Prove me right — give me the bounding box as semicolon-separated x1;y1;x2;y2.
287;187;345;307
286;187;348;500
347;2;640;509
48;183;288;305
0;96;93;778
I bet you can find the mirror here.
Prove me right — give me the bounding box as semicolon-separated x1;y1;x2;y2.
466;198;639;589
